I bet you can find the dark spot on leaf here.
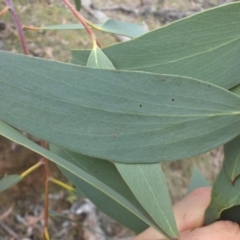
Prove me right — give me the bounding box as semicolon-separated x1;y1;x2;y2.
94;170;98;174
161;78;166;81
172;98;175;101
139;104;142;107
112;133;116;138
208;84;211;88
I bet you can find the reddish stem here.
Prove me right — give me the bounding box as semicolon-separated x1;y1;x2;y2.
40;141;50;239
5;0;29;55
62;0;102;48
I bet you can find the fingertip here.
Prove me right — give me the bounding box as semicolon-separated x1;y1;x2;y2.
174;187;211;232
188;187;211;198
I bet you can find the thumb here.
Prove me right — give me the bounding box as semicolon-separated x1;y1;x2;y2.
180;220;240;240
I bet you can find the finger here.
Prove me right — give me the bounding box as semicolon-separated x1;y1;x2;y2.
133;187;211;240
173;187;211;232
180;220;240;240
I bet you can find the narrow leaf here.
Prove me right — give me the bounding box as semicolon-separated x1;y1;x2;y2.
0;121;162;231
116;163;179;239
50;144;150;233
1;52;240;163
72;2;240;89
87;45;115;69
40;19;147;38
0;175;22;192
187;167;210;194
100;19;147;38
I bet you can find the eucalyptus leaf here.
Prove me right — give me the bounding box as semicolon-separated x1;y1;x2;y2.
72;2;240;89
0;120;159;232
40;19;147;38
116;163;179;239
87;45;115;69
204;166;240;225
223;135;240;182
1;52;240;163
0;174;22;192
50;144;150;233
187;167;210;194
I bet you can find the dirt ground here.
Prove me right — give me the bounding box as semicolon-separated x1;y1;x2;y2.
0;0;234;239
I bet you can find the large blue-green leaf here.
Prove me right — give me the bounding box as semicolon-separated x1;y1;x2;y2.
72;2;240;89
50;145;149;233
116;163;178;239
40;19;147;38
1;52;240;163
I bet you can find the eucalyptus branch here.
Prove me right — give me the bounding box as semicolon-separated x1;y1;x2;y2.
5;0;29;54
62;0;102;48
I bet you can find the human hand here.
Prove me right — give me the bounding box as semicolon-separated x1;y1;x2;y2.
134;187;240;240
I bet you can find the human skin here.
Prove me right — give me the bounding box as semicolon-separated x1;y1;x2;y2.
134;187;240;240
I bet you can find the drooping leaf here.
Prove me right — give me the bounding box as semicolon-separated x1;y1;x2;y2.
0;174;22;192
0;120;159;232
116;163;179;239
204;166;240;225
74;0;81;11
50;144;150;233
1;52;240;163
72;2;240;89
40;19;147;38
187;167;211;194
87;45;115;69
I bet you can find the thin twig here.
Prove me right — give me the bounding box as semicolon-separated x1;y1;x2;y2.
41;141;50;240
5;0;29;54
0;205;14;221
0;222;20;240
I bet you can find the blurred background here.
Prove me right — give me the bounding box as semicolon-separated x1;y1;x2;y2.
0;0;235;239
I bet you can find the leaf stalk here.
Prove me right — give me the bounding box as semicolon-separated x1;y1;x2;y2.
62;0;102;48
20;160;44;178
